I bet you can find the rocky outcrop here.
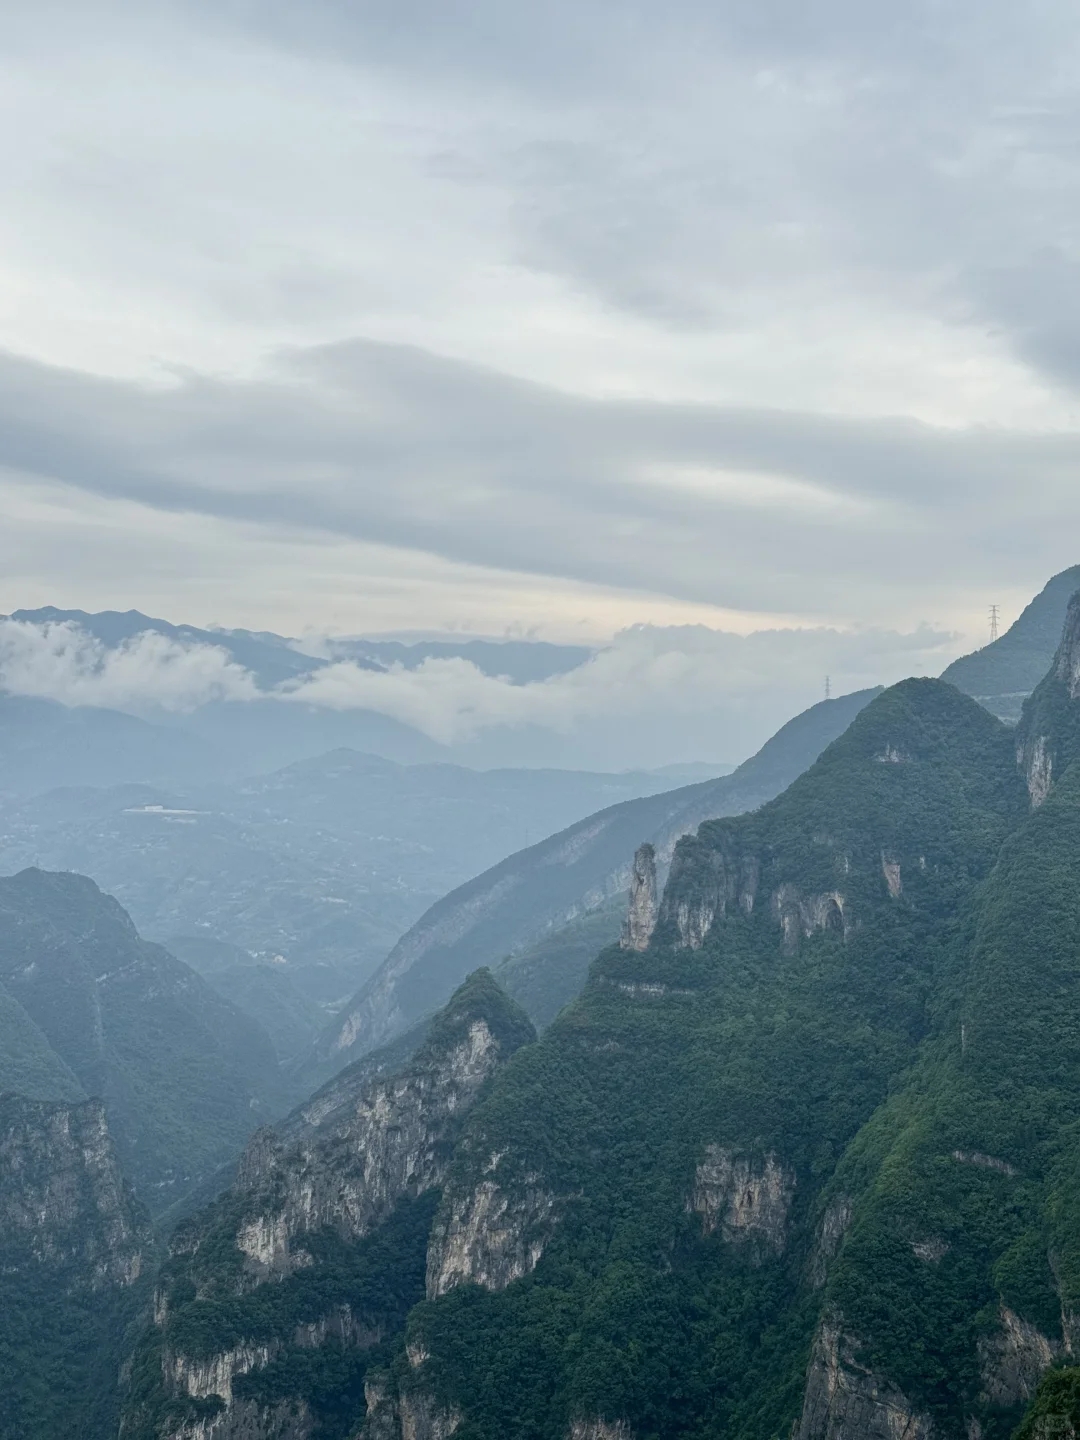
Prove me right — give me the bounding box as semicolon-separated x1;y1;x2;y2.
168;1344;277;1405
795;1319;935;1440
567;1423;634;1440
1054;594;1080;699
659;835;760;950
810;1195;853;1287
620;844;658;951
690;1146;795;1255
771;885;847;953
427;1162;557;1297
1024;736;1054;809
0;1094;147;1287
231;975;534;1286
1015;591;1080;808
360;1375;461;1440
160;1398;313;1440
951;1150;1017;1176
978;1306;1057;1409
881;855;902;898
129;973;535;1440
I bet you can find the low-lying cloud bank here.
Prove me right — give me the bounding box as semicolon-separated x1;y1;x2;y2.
0;619;259;713
0;617;956;759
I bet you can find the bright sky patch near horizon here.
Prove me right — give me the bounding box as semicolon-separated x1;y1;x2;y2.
2;0;1079;658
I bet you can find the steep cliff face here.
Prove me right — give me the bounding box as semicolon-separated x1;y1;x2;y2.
690;1146;795;1255
0;1095;150;1440
795;1321;935;1440
426;1162;557;1297
232;1002;516;1282
120;972;535;1440
978;1307;1057;1409
0;1093;147;1285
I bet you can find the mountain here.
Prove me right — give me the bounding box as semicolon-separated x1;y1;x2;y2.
117;651;1080;1440
306;686;882;1079
941;563;1080;721
0;869;289;1204
0;1094;150;1440
328;636;593;683
358;677;1026;1440
0;693;223;797
0;753;686;1036
8;606;339;688
109;601;1080;1440
3;609;595;775
120;970;534;1440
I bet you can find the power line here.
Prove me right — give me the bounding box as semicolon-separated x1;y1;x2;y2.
989;605;1000;644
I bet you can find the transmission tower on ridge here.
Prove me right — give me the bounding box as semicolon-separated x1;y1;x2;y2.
989;605;1000;644
825;675;831;700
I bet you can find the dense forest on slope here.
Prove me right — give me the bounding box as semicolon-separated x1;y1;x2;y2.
18;578;1080;1440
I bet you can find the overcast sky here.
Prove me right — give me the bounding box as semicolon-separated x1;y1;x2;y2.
2;0;1080;655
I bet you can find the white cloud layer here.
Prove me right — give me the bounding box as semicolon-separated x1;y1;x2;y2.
0;618;955;763
0;620;258;713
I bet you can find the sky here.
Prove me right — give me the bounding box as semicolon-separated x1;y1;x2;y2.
2;2;1080;762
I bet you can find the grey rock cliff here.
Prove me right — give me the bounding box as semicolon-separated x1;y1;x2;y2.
233;1011;509;1282
1015;591;1080;808
426;1157;557;1297
135;973;535;1440
620;843;658;951
359;1374;462;1440
796;1319;935;1440
690;1146;795;1255
0;1093;147;1286
659;835;759;950
977;1305;1057;1409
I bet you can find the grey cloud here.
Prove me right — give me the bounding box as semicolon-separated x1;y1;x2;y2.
9;0;1080;385
0;338;1076;622
166;0;1080;366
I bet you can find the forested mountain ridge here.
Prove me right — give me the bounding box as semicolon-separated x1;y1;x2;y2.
0;869;290;1204
308;686;882;1082
340;633;1080;1440
113;644;1080;1440
369;677;1030;1440
119;971;534;1440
